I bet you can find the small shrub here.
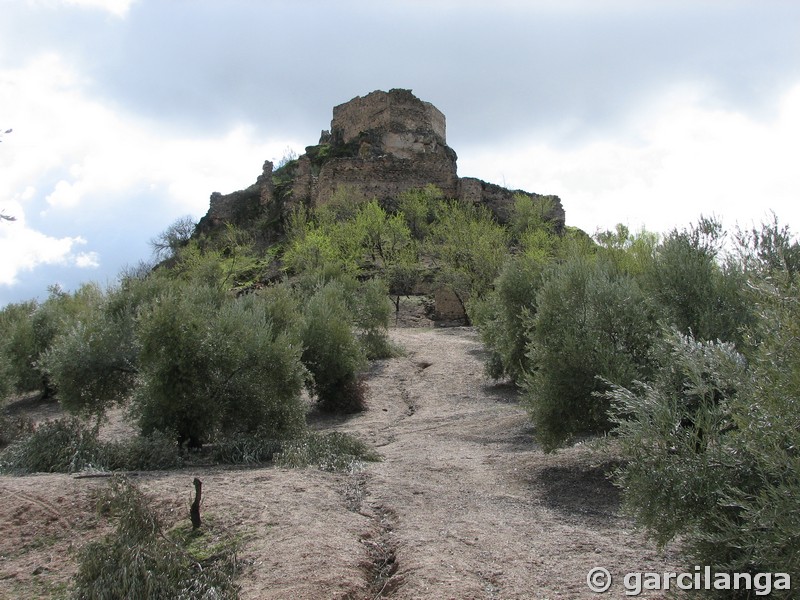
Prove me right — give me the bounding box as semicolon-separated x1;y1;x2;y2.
211;433;283;465
0;412;33;449
0;418;101;473
40;307;138;419
73;476;238;599
99;431;183;471
644;217;753;345
275;432;380;472
0;300;41;394
301;282;367;413
355;278;395;359
469;253;546;382
134;283;306;448
524;256;657;451
610;284;800;598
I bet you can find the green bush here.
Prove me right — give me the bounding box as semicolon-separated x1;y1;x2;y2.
644;217;752;345
0;285;105;398
524;256;657;451
40;307;138;419
211;432;283;465
0;299;42;394
354;278;395;359
609;308;799;596
99;431;183;471
426;202;510;316
301;282;367;413
398;184;441;240
469;253;547;382
0;418;101;473
0;412;33;450
0;339;14;400
73;476;238;599
134;283;306;448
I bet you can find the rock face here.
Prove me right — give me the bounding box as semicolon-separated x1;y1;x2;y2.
199;89;565;232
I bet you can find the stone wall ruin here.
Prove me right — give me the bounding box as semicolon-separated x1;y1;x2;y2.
199;88;565;233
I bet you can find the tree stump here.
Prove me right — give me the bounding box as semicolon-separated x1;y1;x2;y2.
190;477;202;529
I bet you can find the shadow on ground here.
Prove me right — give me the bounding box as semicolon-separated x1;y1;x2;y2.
535;461;623;526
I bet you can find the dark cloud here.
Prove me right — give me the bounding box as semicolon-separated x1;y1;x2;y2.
5;2;799;148
105;2;800;147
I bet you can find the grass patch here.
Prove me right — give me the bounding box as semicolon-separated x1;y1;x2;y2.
275;431;381;472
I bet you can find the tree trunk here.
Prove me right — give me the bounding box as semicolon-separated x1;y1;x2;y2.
190;478;202;529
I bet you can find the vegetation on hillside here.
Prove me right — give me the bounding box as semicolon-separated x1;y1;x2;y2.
1;181;798;596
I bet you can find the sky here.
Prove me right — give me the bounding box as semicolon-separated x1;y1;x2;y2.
2;0;800;306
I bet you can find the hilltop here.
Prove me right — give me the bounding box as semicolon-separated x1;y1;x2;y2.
196;89;565;237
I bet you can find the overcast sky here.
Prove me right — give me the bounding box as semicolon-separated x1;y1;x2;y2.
2;0;800;306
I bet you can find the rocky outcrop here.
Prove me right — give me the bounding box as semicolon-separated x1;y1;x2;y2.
199;89;565;232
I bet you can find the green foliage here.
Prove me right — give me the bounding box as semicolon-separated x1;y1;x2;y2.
353;278;395;359
524;256;657;451
644;217;752;345
170;226;267;290
0;336;15;399
134;283;306;447
398;184;442;240
283;225;359;277
0;412;32;450
40;304;137;418
99;431;183;471
0;284;104;397
73;476;238;600
609;306;800;594
301;281;367;413
609;333;745;543
315;185;366;224
211;433;283;465
0;418;102;473
150;215;195;260
735;212;800;282
0;416;183;473
508;193;556;242
355;200;413;267
468;253;547;381
275;431;381;472
426;201;509;317
594;224;658;277
0;299;44;394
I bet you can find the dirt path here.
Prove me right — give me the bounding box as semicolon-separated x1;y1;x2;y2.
0;327;681;599
322;327;681;599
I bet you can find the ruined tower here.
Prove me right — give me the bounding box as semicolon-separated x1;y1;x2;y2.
199;89;565;232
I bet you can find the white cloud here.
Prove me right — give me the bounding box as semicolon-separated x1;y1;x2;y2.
1;53;300;291
64;0;135;17
0;224;92;286
74;251;100;268
2;53;299;216
25;0;137;18
460;82;800;235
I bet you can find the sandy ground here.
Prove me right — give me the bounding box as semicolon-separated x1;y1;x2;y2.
0;327;682;599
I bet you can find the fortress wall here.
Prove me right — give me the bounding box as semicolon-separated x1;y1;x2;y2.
331;89;446;146
315;154;459;207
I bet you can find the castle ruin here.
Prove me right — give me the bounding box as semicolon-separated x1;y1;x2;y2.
198;89;565;232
